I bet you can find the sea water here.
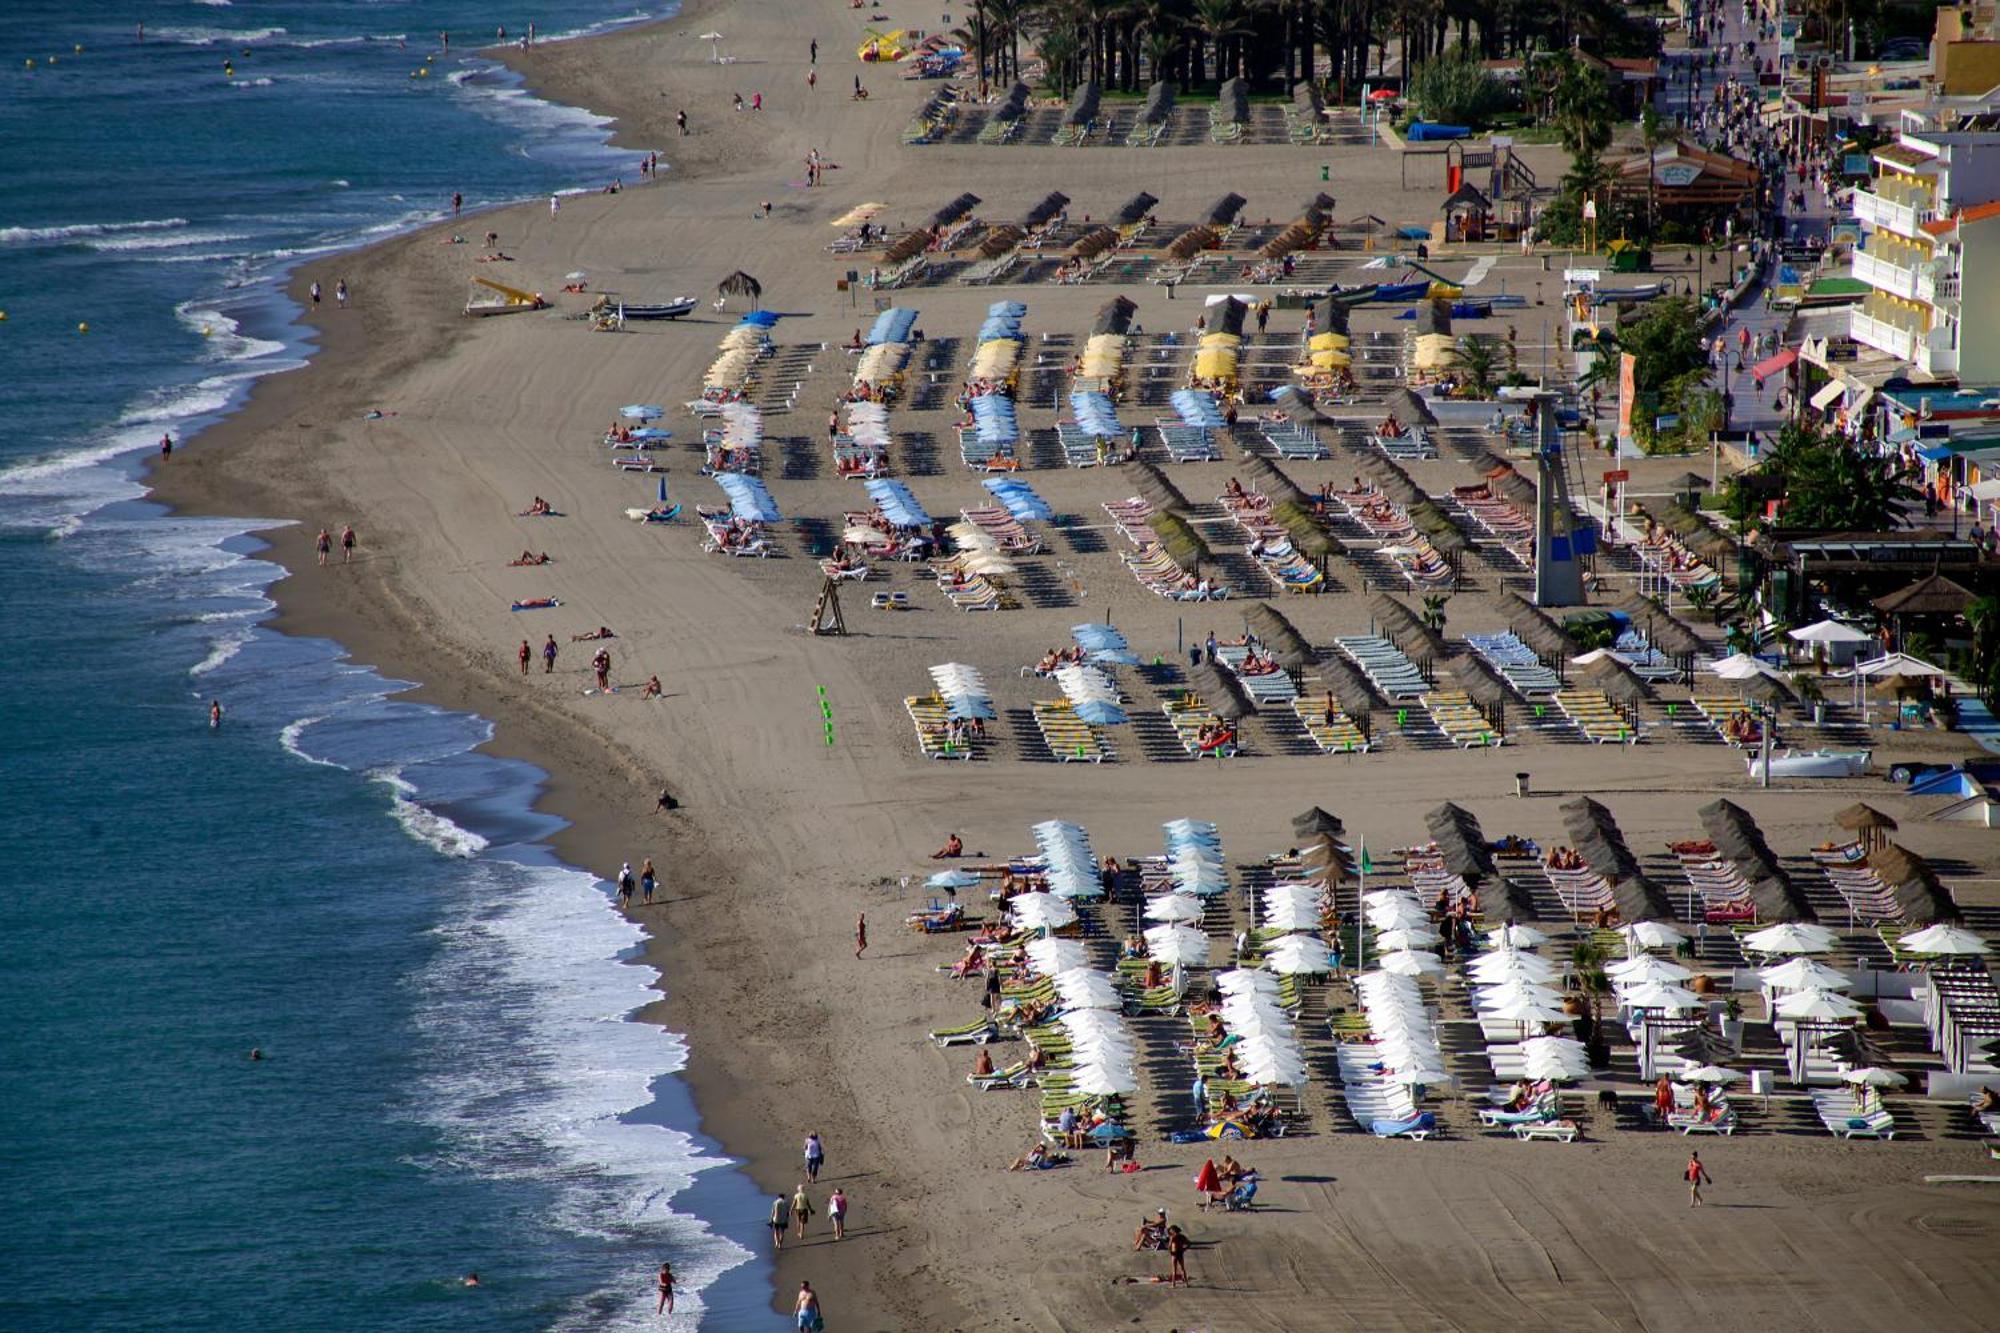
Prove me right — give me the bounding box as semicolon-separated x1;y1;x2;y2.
0;5;768;1328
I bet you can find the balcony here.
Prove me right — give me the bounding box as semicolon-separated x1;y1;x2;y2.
1849;309;1918;361
1853;189;1931;238
1919;326;1959;377
1918;269;1961;306
1853;248;1922;300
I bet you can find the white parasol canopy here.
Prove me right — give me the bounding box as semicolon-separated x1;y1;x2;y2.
1840;1066;1905;1087
1143;923;1212;966
1374;926;1441;953
1621;981;1703;1011
1053;969;1123;1010
1486;923;1549;949
1619;920;1687;952
1216;968;1281;996
1367;899;1433;932
1144;893;1207;924
1789;618;1873;645
1758;956;1853;992
1742;922;1837;955
1374;949;1445;977
1009;891;1076;930
1024;937;1088;974
1468;951;1560;983
1676;1064;1740;1084
1605;954;1695;984
1264;936;1335;975
1898;923;1988;955
1774;987;1863;1021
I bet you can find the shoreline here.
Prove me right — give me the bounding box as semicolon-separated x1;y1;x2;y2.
142;3;908;1325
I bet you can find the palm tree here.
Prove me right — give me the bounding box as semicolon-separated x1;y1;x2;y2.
1638;106;1670;238
1190;0;1251;83
1457;334;1498;396
1421;592;1450;633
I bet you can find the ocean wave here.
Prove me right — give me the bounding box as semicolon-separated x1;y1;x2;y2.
0;217;190;248
233;76;276;87
190;628;252;676
175;301;288;364
278;716;346;768
89;229;254;253
150;25;287;44
373;770;490;857
415;859;754;1327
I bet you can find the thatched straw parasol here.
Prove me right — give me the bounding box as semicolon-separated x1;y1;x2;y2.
715;270;763;307
1128;462;1188;513
1187;661;1254;720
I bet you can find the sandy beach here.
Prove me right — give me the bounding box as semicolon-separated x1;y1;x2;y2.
147;0;2000;1326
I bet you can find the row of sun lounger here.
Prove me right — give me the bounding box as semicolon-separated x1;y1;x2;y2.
1811;1088;1897;1139
1156;420;1221;462
1261;419;1328;460
1163;694;1238;758
1290;695;1369;752
1924;968;2000;1073
1212;644;1298;705
1336;635;1429;699
1369;425;1436;460
1423;689;1503;748
1553;689;1638;744
1634;534;1720;593
1451;482;1532;564
905;694;979;760
1465;632;1562;696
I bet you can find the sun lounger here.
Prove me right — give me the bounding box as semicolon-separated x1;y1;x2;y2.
1514;1119;1580;1142
930;1017;997;1047
1371;1112;1437;1140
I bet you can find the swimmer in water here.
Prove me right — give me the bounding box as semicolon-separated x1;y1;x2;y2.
462;1273;480;1287
210;700;223;729
249;1048;263;1060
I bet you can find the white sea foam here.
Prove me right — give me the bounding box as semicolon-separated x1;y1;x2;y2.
151;25;286;44
233;76;275;87
89;228;253;253
373;770;490;857
0;217;189;247
415;859;754;1328
278;716;346;768
190;628;252;676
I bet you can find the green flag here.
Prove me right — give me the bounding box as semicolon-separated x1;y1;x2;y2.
1359;835;1373;876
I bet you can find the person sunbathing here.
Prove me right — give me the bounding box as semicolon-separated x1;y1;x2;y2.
520;496;554;516
1378;413;1404;437
1036;649;1061;675
1133;1211;1169;1251
932;832;964;860
510;551;551;566
1219;1051;1242;1081
1219;1155;1248;1186
1976;1087;1999;1114
572;627;615;641
641;675;662;700
972;1047;995;1078
1223;476;1245;499
1142;959;1165;990
1007;1142;1051;1171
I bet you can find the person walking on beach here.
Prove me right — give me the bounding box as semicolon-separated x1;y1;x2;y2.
795;1282;823;1332
640;858;657;905
310;280;321;310
676;109;687;136
1686;1150;1712;1207
617;862;636;907
791;1183;815;1240
808;68;817;93
550;194;561;220
593;647;611;690
768;1194;790;1250
810;38;818;64
804;1131;825;1183
335;279;348;309
341;524;356;563
854;913;867;959
518;639;531;675
543;634;558;673
655;1260;675;1315
160;432;173;461
316;527;332;566
453;190;462;217
827;1186;848;1240
1166;1224;1190;1286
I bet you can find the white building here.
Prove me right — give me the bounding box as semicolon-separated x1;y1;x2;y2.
1848;124;2000;381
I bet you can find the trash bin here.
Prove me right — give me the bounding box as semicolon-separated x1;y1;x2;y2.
1514;772;1530;797
1748;1069;1772;1096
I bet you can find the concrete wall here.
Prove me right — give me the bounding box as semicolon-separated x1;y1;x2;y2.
1958;212;2000;382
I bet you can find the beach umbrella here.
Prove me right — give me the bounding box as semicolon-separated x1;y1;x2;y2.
1382;1064;1453;1087
1840;1067;1906;1087
1469;951;1558;982
927;869;980;889
699;30;725;62
1743;922;1837;955
1622;981;1702;1011
1619;920;1687;953
1262;900;1324;932
1053;970;1123;1010
1217;968;1281;995
1898;923;1988;955
1790;619;1872;646
620;404;665;420
1144;924;1212;967
1367;899;1432;932
1605;954;1694;984
1677;1064;1740;1084
1061;1008;1127;1035
1010;892;1076;930
716;270;763;308
1374;927;1441;953
1369;87;1399;101
1488;997;1573;1026
1265;937;1335;975
1374;950;1445;977
1070;1066;1137;1097
1025;937;1088;974
1774;987;1863;1021
1476;980;1567;1010
1144;893;1206;924
1710;652;1780;680
1486;924;1548;949
1758;957;1853;992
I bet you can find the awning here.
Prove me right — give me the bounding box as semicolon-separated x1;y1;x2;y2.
1752;348;1798;380
1967;478;2000;501
1810;380;1846;411
1916;443;1954;461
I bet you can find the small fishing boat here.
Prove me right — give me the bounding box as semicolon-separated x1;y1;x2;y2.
1746;749;1870;780
619;297;699;320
